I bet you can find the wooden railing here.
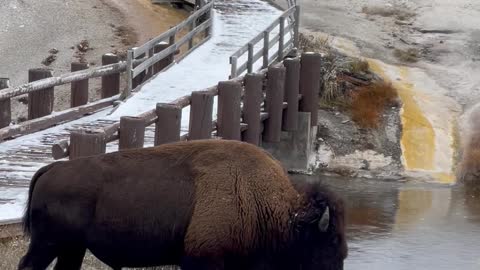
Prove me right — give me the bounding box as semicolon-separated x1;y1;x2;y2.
124;1;214;97
229;5;300;79
0;2;214;142
0;58;133;141
51;52;325;160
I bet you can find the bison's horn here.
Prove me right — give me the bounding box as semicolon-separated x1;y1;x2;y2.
318;206;330;232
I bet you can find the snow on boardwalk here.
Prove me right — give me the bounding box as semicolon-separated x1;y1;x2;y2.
0;0;282;221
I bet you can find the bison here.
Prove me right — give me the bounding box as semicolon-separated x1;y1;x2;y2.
18;139;347;270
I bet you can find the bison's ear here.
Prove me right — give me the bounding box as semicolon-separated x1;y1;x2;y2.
318;206;330;232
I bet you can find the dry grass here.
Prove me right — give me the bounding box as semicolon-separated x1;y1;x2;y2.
348;58;369;74
350;81;398;129
393;48;419;63
298;33;331;54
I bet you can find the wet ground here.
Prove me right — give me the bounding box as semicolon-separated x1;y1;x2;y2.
291;174;480;270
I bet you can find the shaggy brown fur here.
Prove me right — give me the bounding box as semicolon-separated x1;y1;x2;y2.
19;139;347;270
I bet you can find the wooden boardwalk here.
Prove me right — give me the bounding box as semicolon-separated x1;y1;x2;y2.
0;0;283;221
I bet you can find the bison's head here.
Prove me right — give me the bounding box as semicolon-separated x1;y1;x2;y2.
292;182;348;270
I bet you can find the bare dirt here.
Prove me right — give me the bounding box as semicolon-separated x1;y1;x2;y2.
0;0;187;124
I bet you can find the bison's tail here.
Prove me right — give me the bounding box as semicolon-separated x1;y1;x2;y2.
23;163;57;236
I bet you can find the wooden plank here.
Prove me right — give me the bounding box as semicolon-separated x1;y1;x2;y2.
253;48;263;64
284;22;294;34
0;62;127;101
176;34;211;63
0;95;118;141
133;27;177;58
269;33;281;49
175;2;214;31
230;31;265;59
133;1;213;58
132;45;177;78
176;18;212;48
236;61;248;77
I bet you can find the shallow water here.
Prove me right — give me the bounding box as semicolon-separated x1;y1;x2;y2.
291;175;480;270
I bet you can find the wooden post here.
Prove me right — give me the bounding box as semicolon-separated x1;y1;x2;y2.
69;130;106;160
153;42;171;74
283;58;300;131
230;56;238;79
299;52;322;126
154;103;181;145
123;49;134;100
52;140;69;160
189;91;213;140
28;68;54;120
70;62;89;108
264;66;286;142
189;19;196;49
242;73;263;145
101;53;120;98
278;17;285;61
217;81;242;140
247;43;254;73
294;6;301;48
132;52;146;89
119;116;146;150
0;79;11;129
263;31;270;68
168;32;176;64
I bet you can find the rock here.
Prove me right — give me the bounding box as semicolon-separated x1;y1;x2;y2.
49;48;59;54
77;40;90;53
41;54;57;66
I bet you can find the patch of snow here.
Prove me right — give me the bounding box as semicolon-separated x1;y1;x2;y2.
0;187;28;221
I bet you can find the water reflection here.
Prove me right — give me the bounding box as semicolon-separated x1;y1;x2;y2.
290;174;480;270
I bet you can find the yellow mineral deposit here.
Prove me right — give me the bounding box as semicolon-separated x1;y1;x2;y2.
330;35;460;184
